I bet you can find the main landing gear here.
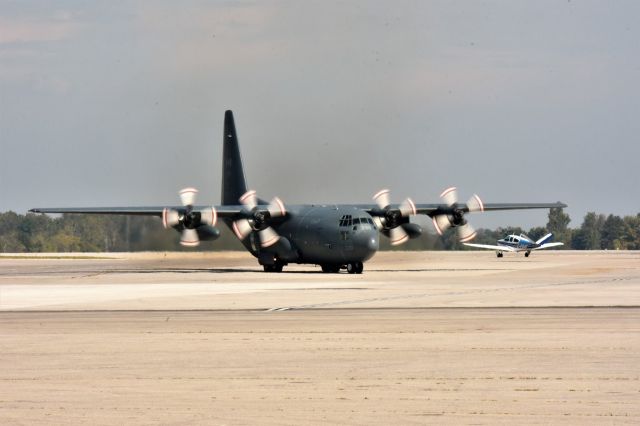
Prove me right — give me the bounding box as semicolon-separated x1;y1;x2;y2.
524;251;531;258
321;264;341;273
263;262;284;272
320;262;363;274
496;252;503;258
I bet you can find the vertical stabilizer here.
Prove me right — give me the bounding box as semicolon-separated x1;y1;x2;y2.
221;110;248;205
536;233;553;245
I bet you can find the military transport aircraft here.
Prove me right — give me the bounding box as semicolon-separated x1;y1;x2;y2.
464;233;564;258
31;110;567;273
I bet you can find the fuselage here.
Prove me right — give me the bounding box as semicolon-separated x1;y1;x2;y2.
497;234;537;251
226;205;379;265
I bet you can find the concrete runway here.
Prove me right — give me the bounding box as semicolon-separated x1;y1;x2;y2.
1;251;639;424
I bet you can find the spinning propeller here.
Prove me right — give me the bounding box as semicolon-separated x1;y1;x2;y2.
162;188;217;247
371;189;418;245
232;190;287;248
432;186;484;242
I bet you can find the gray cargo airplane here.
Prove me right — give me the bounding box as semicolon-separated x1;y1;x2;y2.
31;111;567;273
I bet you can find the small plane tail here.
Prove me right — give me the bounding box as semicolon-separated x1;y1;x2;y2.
537;242;564;250
221;110;248;205
535;233;554;245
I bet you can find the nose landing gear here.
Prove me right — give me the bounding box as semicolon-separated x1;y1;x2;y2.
346;262;364;274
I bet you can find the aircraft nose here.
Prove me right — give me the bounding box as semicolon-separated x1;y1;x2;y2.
367;234;378;252
359;229;379;261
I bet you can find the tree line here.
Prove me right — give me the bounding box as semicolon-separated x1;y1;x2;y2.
0;208;639;253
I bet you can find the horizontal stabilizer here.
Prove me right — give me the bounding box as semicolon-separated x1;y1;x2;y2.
463;243;516;252
535;242;564;250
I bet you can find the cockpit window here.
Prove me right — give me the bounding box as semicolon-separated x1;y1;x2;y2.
339;215;353;227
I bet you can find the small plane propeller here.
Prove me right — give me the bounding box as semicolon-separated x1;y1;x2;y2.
162;187;217;247
432;186;484;242
232;190;286;248
371;189;418;245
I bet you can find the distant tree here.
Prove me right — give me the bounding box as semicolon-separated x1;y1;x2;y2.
3;209;640;253
622;214;640;250
470;228;501;246
601;214;626;250
527;226;547;242
546;208;571;248
572;212;606;250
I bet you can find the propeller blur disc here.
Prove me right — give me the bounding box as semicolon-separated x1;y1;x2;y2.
200;207;217;226
372;216;385;229
458;223;477;242
239;190;258;210
162;208;180;229
259;226;280;248
180;228;200;247
267;197;286;217
179;187;198;206
399;198;417;217
439;186;458;206
466;194;484;213
232;218;253;240
432;215;451;236
372;189;391;210
389;225;409;246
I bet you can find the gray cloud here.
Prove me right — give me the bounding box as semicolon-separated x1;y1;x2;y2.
2;1;639;230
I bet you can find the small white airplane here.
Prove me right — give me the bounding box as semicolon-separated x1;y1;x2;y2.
464;233;563;258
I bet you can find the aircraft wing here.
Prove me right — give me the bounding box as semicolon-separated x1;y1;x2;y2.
357;202;567;217
413;202;567;216
534;242;564;250
463;243;516;252
29;205;246;218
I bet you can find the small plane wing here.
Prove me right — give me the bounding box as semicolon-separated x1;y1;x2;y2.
29;205;246;218
534;242;564;250
463;243;516;252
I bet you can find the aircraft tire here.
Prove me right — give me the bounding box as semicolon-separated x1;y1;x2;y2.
263;263;284;272
347;263;357;274
321;264;340;273
355;262;363;274
497;252;503;258
525;251;530;258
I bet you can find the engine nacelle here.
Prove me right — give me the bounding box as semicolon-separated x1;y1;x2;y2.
260;236;299;263
196;225;221;241
446;209;467;227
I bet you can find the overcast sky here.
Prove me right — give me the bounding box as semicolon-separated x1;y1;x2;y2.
1;0;639;230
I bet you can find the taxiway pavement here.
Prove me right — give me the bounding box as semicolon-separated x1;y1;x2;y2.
1;251;639;424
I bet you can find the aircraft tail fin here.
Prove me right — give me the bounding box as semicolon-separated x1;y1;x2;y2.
221;110;248;205
536;233;554;245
